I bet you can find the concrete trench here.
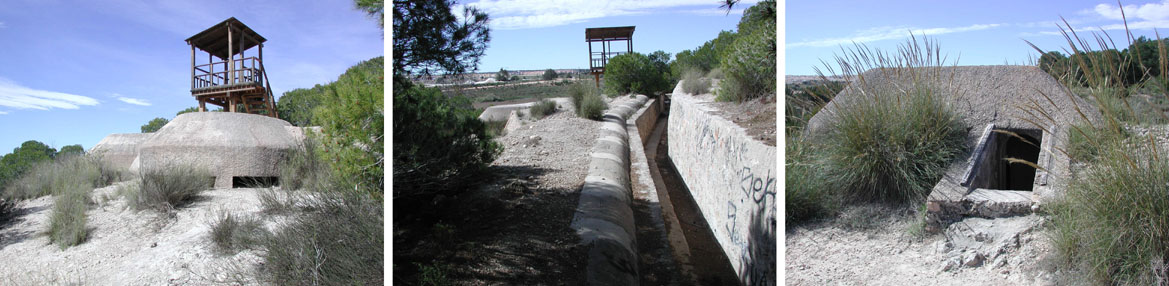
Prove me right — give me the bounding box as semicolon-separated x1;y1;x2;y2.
570;93;744;285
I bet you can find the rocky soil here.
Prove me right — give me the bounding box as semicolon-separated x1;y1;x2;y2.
786;211;1061;285
0;182;271;285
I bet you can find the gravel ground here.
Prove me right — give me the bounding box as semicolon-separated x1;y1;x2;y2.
786;211;1060;285
0;182;271;285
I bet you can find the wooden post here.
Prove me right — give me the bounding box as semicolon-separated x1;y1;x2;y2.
190;44;195;90
587;40;592;71
228;93;236;112
198;98;206;112
227;23;234;85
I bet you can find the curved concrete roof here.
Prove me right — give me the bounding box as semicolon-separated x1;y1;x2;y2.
137;112;302;188
89;133;154;170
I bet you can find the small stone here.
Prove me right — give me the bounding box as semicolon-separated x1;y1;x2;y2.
151;242;158;248
993;255;1008;268
935;240;953;253
941;256;961;272
963;253;985;267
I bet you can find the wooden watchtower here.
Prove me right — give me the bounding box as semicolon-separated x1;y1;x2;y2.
585;26;635;87
186;17;277;117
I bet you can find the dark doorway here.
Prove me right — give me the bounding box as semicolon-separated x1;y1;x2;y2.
233;176;278;188
970;129;1042;191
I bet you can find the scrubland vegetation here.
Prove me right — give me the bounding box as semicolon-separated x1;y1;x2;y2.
671;0;775;102
785;35;968;225
528;99;558;119
1025;14;1169;285
570;82;607;120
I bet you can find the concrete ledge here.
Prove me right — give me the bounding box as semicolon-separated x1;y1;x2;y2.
571;94;649;286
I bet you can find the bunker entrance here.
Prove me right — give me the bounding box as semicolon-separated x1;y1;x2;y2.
970;128;1042;191
233;176;278;188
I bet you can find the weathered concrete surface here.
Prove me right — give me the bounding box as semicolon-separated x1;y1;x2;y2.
136;112;305;189
571;95;649;286
804;65;1100;232
667;85;777;286
89;133;153;171
477;97;572;122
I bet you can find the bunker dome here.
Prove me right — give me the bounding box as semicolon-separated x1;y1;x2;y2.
805;65;1101;231
89;133;153;170
136;112;303;189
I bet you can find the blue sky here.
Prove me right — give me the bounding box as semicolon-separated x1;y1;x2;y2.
0;0;383;154
459;0;758;72
786;0;1169;75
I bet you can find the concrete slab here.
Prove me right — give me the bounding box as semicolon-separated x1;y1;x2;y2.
89;133;154;171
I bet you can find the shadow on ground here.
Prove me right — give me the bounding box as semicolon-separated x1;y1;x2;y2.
393;164;588;285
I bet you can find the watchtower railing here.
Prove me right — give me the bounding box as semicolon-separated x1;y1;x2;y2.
192;57;265;90
589;51;628;72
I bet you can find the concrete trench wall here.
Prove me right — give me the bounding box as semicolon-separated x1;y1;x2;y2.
570;94;649;286
666;88;777;286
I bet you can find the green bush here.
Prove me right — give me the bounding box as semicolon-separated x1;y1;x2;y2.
569;82;595;112
140;117;169;133
785;136;835;225
48;184;89;249
578;93;607;121
603;52;671;96
542;69;558;80
314;57;385;195
130;165;212;212
528;99;557;119
820;37;967;204
4;155;121;200
680;69;711;95
260;192;382;285
716;21;776;102
209;210;267;255
393;73;499;201
1030;12;1169;284
1050;142;1169;284
258;187;299;215
277;85;328;127
280;135;330;192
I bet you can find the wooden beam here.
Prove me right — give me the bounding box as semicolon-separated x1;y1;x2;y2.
190;45;196;90
227;22;234;85
198;99;206;112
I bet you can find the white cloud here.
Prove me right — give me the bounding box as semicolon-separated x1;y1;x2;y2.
1091;1;1169;31
0;78;98;110
116;96;151;106
461;0;759;30
787;23;1003;48
0;111;7;115
683;8;746;16
0;22;6;29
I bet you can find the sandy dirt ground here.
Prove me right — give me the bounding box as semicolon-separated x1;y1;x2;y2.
786;212;1061;285
0;182;272;285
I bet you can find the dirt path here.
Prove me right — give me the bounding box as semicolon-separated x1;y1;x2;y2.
0;182;271;285
786;213;1060;285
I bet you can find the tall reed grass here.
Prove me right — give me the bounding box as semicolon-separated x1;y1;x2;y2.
1025;7;1169;284
814;35;968;204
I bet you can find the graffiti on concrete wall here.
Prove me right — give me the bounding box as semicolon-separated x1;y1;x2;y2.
669;98;777;285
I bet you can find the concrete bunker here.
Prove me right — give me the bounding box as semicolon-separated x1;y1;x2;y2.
805;65;1103;232
965;127;1042;191
134;112;308;189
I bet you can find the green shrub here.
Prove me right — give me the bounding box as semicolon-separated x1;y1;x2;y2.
1029;12;1169;284
1050;142;1169;285
820;36;967;204
569;82;593;111
680;69;711;95
528;99;558;119
603;52;671;96
785;136;835;225
393;73;499;201
280;135;330;192
314;57;384;196
4;155;121;200
48;184;88;249
578;93;607;121
260;193;382;285
209;210;268;255
542;69;558;80
716;21;776;102
130;165;212;212
258;188;298;215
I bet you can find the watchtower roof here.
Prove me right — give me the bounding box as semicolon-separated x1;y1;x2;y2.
185;17;267;60
585;26;635;41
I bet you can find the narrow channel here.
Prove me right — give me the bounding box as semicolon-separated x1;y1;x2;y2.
635;98;739;285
